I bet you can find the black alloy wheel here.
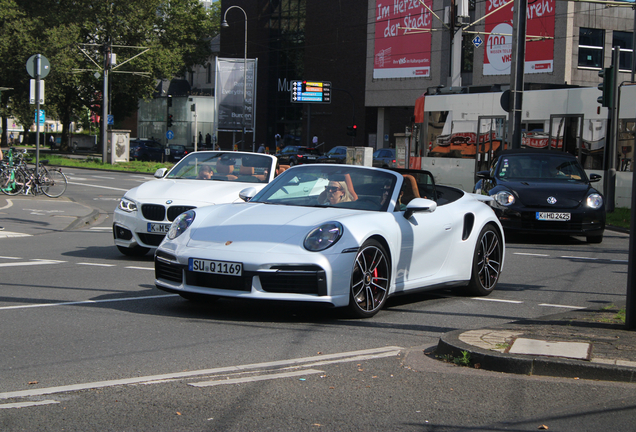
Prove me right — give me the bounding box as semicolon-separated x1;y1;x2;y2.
348;239;390;318
466;224;502;296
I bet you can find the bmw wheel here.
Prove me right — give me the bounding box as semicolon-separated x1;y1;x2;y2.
348;239;390;318
466;224;502;296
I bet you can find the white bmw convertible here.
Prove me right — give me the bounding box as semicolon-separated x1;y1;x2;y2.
113;151;277;256
155;164;505;318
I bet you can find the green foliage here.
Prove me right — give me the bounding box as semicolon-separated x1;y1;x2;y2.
606;207;631;230
0;0;218;144
42;154;174;174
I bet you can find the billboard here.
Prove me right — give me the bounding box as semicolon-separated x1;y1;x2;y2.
483;0;555;75
215;58;257;132
373;0;433;79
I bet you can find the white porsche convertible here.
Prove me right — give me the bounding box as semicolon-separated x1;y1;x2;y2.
113;151;277;256
155;164;505;318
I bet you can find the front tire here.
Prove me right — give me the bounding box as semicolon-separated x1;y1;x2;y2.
586;234;603;244
348;239;390;318
117;245;150;257
466;224;502;296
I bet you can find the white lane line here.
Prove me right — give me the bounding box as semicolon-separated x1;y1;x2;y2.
513;252;550;257
0;198;13;210
0;256;21;260
560;256;598;260
0;232;32;238
77;262;116;267
125;266;154;271
472;298;524;304
66;181;128;192
0;259;64;267
89;227;112;231
90;176;116;180
611;259;629;263
539;303;586;309
190;369;324;387
0;294;178;311
0;346;403;400
0;400;60;409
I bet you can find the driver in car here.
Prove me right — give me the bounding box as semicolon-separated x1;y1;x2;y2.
319;180;353;205
197;165;213;180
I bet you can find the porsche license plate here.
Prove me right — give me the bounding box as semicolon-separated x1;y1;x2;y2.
147;222;171;233
536;212;571;221
189;258;243;276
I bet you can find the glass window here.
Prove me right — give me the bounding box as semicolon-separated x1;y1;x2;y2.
578;28;604;68
613;31;633;71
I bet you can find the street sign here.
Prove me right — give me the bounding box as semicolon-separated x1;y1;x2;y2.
166;130;174;140
29;79;45;104
34;109;45;125
472;36;483;49
26;54;51;78
291;80;331;104
107;115;114;125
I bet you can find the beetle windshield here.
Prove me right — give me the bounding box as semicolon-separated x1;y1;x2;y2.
496;154;587;182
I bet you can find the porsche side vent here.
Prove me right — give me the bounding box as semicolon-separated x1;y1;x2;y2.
155;259;183;283
462;213;475;241
142;204;166;221
167;206;196;221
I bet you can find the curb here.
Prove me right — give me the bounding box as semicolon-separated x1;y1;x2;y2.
436;330;636;383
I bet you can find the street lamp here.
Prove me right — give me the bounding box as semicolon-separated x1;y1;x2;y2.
221;5;248;151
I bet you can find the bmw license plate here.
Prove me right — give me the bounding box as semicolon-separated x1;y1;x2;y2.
536;212;571;221
189;258;243;276
147;222;171;233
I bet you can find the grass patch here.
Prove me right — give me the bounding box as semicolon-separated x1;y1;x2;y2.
606;207;631;230
42;154;174;174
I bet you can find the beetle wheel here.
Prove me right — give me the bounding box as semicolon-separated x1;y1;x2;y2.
466;224;502;296
348;239;390;318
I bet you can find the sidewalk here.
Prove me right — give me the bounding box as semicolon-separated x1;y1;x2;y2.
435;303;636;383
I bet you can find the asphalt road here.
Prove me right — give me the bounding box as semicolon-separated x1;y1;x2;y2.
1;168;635;431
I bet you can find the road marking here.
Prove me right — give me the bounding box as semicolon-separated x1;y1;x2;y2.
0;198;13;210
91;176;116;180
0;346;402;400
539;303;586;309
0;259;63;267
190;369;324;387
611;259;629;263
560;256;597;260
0;256;21;260
513;252;550;257
0;294;178;311
88;227;112;231
0;400;59;409
471;298;524;304
77;262;116;267
66;181;128;192
125;266;154;271
0;231;32;239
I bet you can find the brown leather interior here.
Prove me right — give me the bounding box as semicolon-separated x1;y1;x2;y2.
401;174;420;205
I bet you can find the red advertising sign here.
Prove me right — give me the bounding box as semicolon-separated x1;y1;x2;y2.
483;0;555;75
374;0;433;79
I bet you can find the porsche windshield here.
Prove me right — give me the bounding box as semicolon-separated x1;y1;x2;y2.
252;166;397;212
166;152;272;183
496;154;587;182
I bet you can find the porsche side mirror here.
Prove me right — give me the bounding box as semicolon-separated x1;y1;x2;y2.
154;168;168;178
589;173;602;183
239;187;258;202
404;198;437;219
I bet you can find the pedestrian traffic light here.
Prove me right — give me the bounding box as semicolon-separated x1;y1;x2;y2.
597;66;614;108
347;125;357;137
167;114;173;127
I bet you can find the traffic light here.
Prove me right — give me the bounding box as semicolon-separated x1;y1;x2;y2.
347;125;357;137
597;66;614;108
167;114;173;128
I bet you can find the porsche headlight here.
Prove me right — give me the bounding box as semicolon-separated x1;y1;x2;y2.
586;193;603;209
493;191;515;206
167;210;196;240
118;197;137;212
304;222;343;252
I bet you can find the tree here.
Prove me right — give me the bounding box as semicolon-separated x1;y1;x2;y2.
0;0;218;151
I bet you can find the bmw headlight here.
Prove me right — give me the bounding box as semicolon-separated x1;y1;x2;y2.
586;193;603;209
167;210;196;240
493;191;515;206
304;222;343;252
118;197;137;212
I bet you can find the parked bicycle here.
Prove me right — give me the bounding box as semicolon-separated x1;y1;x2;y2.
1;149;68;198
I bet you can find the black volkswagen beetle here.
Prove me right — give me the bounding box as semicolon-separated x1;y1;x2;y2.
474;149;605;243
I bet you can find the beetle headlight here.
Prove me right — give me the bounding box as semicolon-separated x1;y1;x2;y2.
493;191;515;206
167;210;196;240
586;193;603;209
303;222;343;252
118;197;137;212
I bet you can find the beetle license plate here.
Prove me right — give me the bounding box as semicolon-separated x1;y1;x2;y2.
147;222;171;233
188;258;243;276
536;212;571;221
